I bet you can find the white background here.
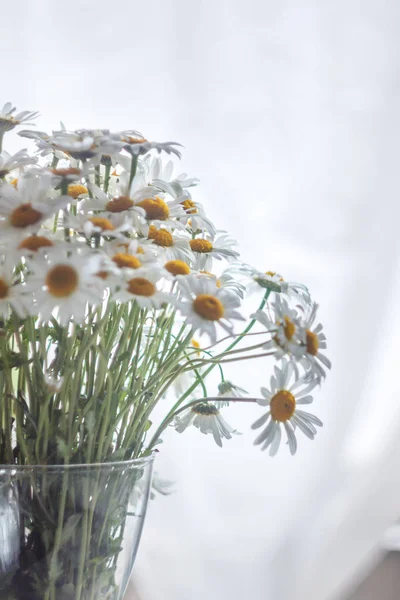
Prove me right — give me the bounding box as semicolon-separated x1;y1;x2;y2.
2;1;400;598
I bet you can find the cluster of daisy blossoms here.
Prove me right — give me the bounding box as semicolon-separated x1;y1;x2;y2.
0;102;331;458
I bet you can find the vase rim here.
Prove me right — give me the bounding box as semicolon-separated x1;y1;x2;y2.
0;452;156;472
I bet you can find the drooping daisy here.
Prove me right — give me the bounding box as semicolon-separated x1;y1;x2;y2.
214;380;248;408
25;249;102;325
298;303;331;380
175;402;238;447
113;266;169;309
189;232;239;270
0;103;39;135
0;174;68;241
0;259;31;319
147;224;193;261
0;150;37;178
252;360;322;455
252;296;304;359
177;274;244;344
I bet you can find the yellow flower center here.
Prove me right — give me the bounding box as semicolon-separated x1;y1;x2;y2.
18;236;54;252
283;316;295;340
106;196;134;213
124;136;148;144
190;239;213;253
137;197;170;220
46;265;79;298
96;270;109;280
51;167;81;178
10;178;18;188
270;390;296;422
10;203;43;228
181;199;198;214
112;253;141;269
193;294;224;321
127;277;156;297
153;229;173;247
306;330;319;356
67;184;88;199
0;278;9;299
265;270;284;281
88;217;115;231
147;224;157;240
165;260;191;276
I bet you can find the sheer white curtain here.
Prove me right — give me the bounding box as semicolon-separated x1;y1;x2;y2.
2;1;400;598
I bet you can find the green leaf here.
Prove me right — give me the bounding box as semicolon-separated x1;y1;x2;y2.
60;514;82;545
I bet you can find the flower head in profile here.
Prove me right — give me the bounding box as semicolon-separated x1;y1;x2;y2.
0;150;37;179
252;360;322;455
252;296;304;359
177;274;245;344
175;402;238;447
298;303;331;380
0;103;39;134
215;380;248;408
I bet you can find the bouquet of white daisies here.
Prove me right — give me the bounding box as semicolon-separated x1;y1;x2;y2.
0;101;330;598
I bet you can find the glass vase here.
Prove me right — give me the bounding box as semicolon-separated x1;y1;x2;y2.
0;455;154;600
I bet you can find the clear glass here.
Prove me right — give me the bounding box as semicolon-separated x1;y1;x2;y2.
0;455;154;600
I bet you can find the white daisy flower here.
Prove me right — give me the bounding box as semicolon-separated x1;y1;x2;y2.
24;249;102;325
48;166;83;184
214;380;248;408
252;296;304;359
147;224;193;262
227;263;311;302
135;193;186;231
103;238;157;270
175;402;238;447
15;232;62;257
141;154;199;189
177;274;244;344
113;266;169;309
0;260;31;319
0;150;37;178
189;232;239;270
82;183;148;230
24;129;125;162
0;174;68;241
195;270;246;299
298;303;331;380
67;212;132;240
175;191;216;236
111;131;183;159
252;360;322;455
0;103;39;135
